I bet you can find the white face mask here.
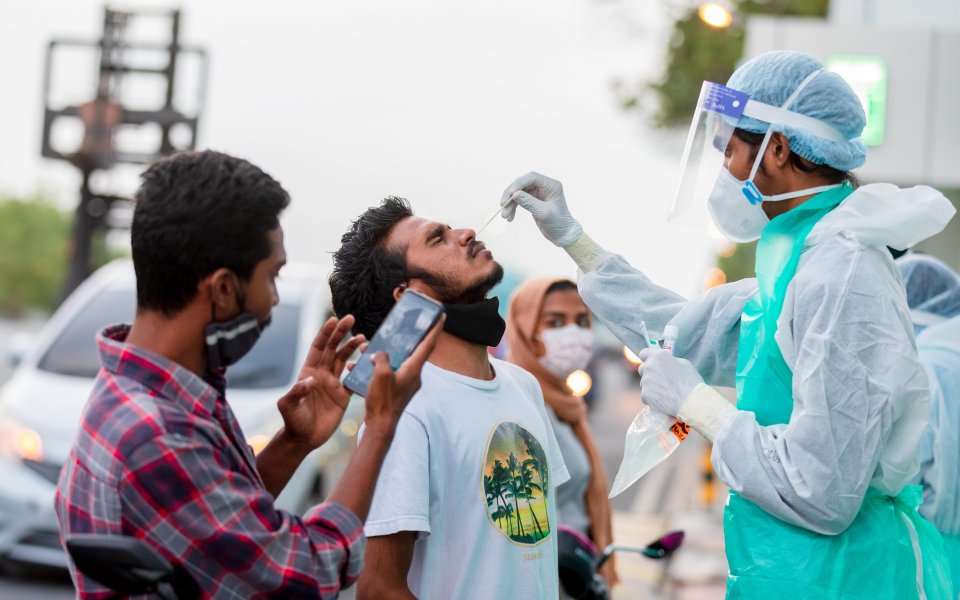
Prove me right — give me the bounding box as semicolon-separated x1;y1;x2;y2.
707;168;770;243
707;129;841;243
538;324;594;379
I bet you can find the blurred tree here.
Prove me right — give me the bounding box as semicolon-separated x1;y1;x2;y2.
0;195;121;315
716;240;757;284
616;0;830;128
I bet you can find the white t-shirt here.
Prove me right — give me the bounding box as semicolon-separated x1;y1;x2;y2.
360;358;570;599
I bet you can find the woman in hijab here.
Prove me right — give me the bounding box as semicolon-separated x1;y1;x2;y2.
506;277;619;589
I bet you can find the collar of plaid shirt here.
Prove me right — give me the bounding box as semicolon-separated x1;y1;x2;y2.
97;323;261;482
99;324;227;418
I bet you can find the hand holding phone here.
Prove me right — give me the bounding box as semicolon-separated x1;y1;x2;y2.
322;311;444;522
343;290;445;397
362;313;444;434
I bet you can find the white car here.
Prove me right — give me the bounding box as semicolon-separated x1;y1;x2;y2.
0;260;362;570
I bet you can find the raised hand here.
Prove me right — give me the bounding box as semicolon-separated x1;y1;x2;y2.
636;348;704;417
500;171;583;247
276;315;366;450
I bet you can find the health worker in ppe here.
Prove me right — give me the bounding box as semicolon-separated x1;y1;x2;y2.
500;51;956;599
898;254;960;598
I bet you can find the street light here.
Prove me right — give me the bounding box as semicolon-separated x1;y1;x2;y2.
698;3;733;29
702;266;728;289
566;370;593;398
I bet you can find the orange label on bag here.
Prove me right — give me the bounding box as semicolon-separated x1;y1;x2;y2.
670;420;690;441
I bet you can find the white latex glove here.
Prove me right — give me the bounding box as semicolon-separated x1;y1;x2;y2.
636;348;704;416
500;171;583;247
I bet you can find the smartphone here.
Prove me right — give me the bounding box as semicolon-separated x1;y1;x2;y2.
343;290;444;397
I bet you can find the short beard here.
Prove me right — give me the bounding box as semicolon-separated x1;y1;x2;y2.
407;262;504;305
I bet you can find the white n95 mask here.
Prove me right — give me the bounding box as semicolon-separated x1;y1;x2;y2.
706;129;841;243
707;168;769;243
538;324;594;379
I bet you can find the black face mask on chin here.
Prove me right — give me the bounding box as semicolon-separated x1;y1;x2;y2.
442;297;505;347
405;257;505;347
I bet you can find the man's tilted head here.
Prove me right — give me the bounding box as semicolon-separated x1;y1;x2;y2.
331;197;503;338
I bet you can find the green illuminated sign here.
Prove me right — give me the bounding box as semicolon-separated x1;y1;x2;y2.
826;55;887;147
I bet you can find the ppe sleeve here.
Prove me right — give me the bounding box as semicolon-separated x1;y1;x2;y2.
916;362;941;524
914;343;960;532
360;413;433;538
711;245;930;535
578;254;756;387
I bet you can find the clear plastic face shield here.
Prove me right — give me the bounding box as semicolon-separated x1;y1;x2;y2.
667;82;748;231
667;74;849;241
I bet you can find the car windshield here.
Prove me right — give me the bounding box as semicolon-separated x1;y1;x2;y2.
37;288;300;389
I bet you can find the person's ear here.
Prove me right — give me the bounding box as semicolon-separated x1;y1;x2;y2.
207;269;238;310
768;131;791;169
392;283;407;302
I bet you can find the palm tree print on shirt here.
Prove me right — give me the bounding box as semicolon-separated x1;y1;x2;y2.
482;422;551;545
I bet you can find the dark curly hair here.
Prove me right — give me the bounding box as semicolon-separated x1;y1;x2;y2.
131;150;290;316
330;197;414;338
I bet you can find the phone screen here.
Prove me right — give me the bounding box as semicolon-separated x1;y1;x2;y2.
343;290;444;397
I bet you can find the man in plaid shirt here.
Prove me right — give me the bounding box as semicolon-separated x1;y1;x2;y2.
55;151;441;598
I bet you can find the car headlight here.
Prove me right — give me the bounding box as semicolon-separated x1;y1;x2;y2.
247;433;272;456
0;415;44;463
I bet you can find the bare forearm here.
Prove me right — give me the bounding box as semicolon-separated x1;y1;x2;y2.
255;429;313;498
357;533;418;600
326;425;394;521
357;583;416;600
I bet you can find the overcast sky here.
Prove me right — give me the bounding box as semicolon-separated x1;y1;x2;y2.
0;0;719;298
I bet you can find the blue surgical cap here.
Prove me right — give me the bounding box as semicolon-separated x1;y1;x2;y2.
897;254;960;331
727;51;867;172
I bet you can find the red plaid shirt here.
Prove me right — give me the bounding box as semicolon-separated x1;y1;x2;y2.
55;325;365;598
